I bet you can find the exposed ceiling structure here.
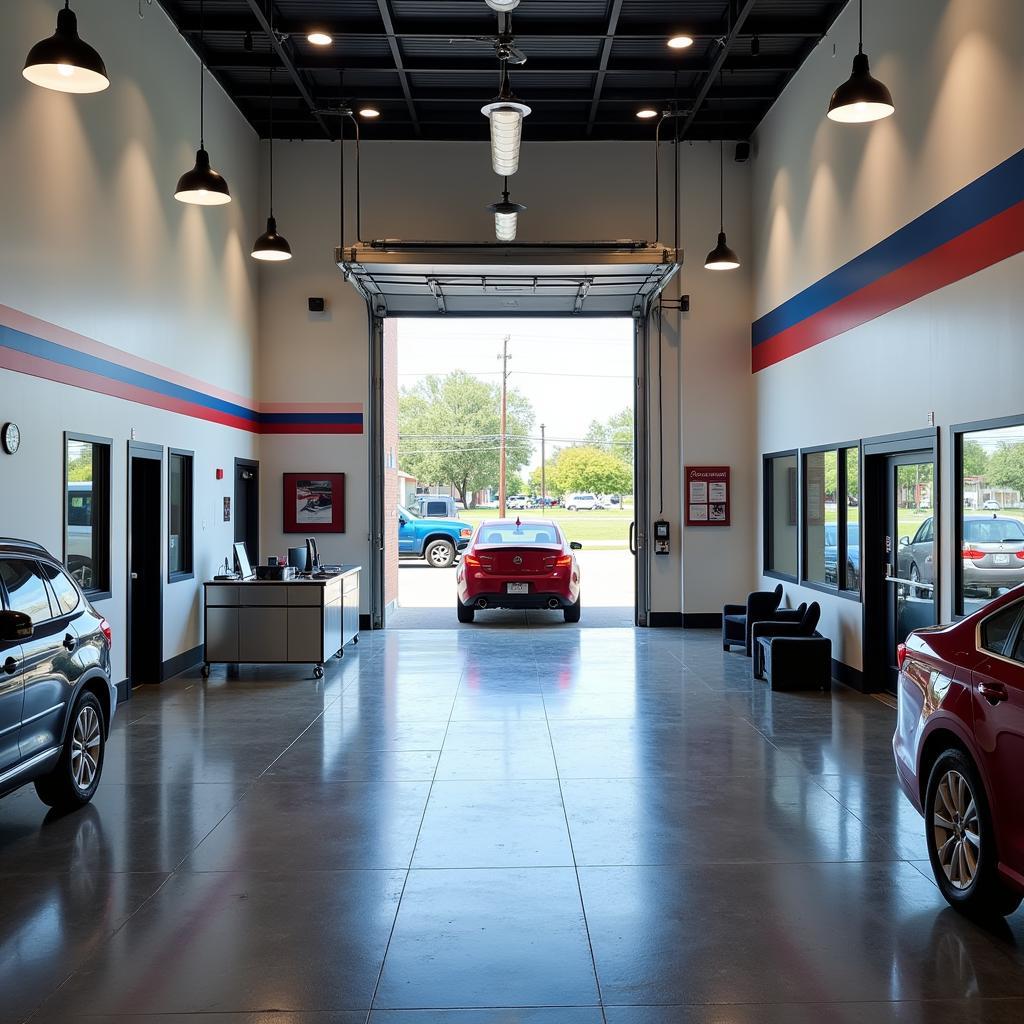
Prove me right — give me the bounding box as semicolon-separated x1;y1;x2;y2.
155;1;850;142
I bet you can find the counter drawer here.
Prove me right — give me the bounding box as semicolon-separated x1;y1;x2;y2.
288;586;324;606
205;586;239;607
240;585;289;606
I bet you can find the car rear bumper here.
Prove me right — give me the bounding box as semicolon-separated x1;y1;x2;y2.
463;590;576;610
963;565;1024;588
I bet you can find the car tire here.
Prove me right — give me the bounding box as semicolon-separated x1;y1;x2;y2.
457;599;475;623
564;596;581;623
924;748;1023;918
34;689;106;812
567;505;577;512
425;539;456;569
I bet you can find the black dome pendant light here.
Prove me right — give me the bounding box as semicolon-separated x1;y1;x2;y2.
827;0;895;124
252;65;292;262
705;132;740;271
23;2;109;94
175;0;231;205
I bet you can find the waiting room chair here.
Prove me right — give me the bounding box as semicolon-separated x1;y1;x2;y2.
722;583;784;656
751;601;822;681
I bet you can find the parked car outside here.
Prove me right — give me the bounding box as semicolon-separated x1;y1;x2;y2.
961;515;1024;597
0;539;116;809
894;586;1024;917
507;495;530;510
823;522;861;588
565;493;604;511
456;519;582;623
984;500;1001;510
397;504;473;568
415;494;461;519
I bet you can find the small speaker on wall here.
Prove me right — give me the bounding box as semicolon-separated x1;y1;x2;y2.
308;297;326;313
734;142;751;163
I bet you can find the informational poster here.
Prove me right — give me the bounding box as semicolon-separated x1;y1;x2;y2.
685;466;730;527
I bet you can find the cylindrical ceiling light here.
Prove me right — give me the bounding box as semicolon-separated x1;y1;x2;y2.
827;0;894;123
667;35;694;50
636;107;659;120
481;65;531;176
307;31;333;46
705;140;740;271
23;2;109;94
488;179;526;241
252;68;292;261
175;0;231;205
485;0;521;11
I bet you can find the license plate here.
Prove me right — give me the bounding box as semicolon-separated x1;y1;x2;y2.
506;582;529;595
994;553;1011;565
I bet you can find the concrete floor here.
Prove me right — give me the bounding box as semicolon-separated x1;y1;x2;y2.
2;626;1024;1022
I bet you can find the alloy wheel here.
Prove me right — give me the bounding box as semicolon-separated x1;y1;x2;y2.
933;769;980;890
71;704;102;791
429;545;453;567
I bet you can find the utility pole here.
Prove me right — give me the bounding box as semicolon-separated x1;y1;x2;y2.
498;335;511;517
540;423;546;506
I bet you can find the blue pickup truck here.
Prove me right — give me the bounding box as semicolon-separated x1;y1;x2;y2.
398;503;473;568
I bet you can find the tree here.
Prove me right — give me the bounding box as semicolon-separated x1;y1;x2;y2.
547;446;632;497
399;372;534;506
986;442;1024;496
585;407;634;467
962;440;989;479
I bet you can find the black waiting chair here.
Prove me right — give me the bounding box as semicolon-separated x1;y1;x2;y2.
722;583;784;656
751;602;826;686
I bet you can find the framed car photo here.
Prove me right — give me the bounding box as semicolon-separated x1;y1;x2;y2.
283;473;345;533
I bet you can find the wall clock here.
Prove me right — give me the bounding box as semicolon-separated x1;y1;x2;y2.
2;422;20;455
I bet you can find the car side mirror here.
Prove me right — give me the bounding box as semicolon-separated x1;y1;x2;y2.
0;610;33;643
570;541;583;550
398;517;407;527
899;536;911;547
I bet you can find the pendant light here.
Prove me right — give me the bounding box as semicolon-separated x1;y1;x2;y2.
827;0;894;124
175;0;231;205
23;2;109;94
481;63;531;176
705;140;740;271
252;67;292;262
488;179;526;242
485;0;521;11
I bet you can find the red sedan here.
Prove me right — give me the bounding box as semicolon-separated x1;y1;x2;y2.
456;518;582;623
895;586;1024;916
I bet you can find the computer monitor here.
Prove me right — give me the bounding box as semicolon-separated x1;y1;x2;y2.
233;541;254;580
305;537;320;573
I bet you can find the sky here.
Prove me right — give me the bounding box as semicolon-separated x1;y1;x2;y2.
397;317;634;470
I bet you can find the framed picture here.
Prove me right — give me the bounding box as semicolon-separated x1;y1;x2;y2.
283;473;345;533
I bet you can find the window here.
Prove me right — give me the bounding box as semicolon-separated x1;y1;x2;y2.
955;419;1024;617
423;500;448;517
0;560;53;623
802;444;861;596
169;449;194;580
981;601;1022;657
763;451;798;580
476;523;562;545
41;562;81;615
64;433;111;597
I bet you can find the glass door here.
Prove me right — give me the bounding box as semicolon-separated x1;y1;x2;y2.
885;455;939;690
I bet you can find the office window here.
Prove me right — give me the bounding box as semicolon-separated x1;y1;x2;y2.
956;420;1024;616
169;449;194;580
803;444;861;595
0;559;53;623
64;433;111;597
764;452;798;579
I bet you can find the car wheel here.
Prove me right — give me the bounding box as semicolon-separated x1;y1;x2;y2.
457;599;475;623
34;690;106;812
909;562;923;597
567;505;576;512
925;748;1023;918
564;596;581;623
425;539;456;568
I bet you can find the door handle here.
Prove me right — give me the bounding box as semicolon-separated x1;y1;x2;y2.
979;681;1009;705
3;657;18;675
629;522;637;556
62;633;77;653
131;572;139;580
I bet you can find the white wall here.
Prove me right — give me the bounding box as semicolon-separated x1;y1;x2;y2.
257;139;756;618
0;1;261;681
752;0;1024;671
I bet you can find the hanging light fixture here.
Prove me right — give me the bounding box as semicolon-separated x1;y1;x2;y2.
23;2;109;94
252;68;292;262
481;63;531;176
705;140;740;271
827;0;894;123
175;0;230;205
485;0;521;11
488;179;526;242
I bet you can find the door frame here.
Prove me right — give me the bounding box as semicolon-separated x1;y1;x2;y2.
862;427;939;692
126;441;164;686
233;457;260;566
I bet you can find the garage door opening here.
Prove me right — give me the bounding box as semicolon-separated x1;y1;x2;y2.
385;317;637;629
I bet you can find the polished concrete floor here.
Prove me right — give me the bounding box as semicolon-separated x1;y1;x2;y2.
2;626;1024;1022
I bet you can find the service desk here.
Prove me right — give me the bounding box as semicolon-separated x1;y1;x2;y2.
202;567;360;679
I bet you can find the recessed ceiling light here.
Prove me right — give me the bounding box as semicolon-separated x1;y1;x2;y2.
636;107;659;119
359;106;381;118
307;31;332;46
667;35;694;50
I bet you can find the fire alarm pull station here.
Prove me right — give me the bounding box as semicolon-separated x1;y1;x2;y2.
654;519;670;554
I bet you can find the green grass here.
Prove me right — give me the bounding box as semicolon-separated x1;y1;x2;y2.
461;506;632;546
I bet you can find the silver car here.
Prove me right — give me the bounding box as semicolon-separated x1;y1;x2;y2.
961;514;1024;596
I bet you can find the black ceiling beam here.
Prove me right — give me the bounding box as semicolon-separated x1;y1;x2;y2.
679;0;759;140
586;0;625;136
374;0;421;137
235;88;777;105
241;0;332;139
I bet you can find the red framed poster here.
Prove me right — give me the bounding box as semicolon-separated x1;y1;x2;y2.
283;472;346;533
685;466;730;527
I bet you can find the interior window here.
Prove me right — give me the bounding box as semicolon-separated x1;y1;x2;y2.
764;452;798;578
803;448;838;587
65;434;111;595
981;602;1022;657
0;560;53;623
169;450;194;579
41;562;81;616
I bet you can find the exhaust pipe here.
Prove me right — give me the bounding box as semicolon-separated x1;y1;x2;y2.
477;598;488;609
547;598;560;609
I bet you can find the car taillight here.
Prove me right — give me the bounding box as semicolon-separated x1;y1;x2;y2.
462;554;481;569
1016;551;1024;561
555;555;573;568
962;545;985;560
896;642;907;670
100;618;112;645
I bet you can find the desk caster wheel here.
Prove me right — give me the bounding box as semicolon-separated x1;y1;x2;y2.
201;663;210;679
313;664;324;680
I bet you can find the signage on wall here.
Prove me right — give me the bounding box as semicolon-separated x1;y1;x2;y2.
685;466;730;527
223;497;231;522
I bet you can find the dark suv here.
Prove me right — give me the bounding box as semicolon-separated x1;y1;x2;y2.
0;539;116;810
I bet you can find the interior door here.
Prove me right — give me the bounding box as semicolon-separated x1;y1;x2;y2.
886;455;939;690
234;459;260;566
128;444;163;686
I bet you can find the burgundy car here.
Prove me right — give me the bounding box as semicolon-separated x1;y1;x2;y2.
895;587;1024;916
